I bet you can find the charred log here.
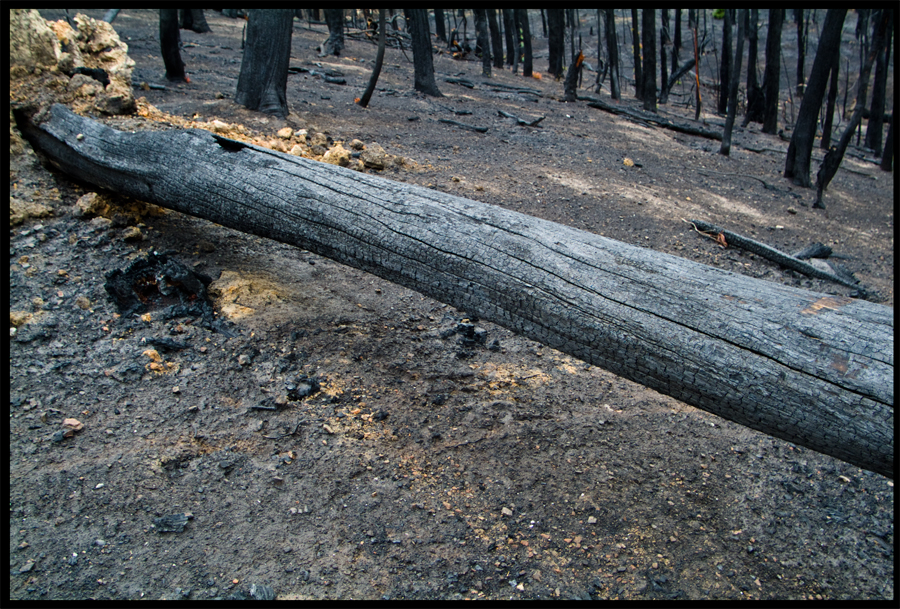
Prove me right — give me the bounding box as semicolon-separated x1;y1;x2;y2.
16;105;894;478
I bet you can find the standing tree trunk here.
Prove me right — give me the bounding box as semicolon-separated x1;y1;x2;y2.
180;9;211;33
235;10;294;117
743;9;764;126
815;10;887;207
487;9;504;70
434;8;447;43
631;9;643;100
641;9;657;113
718;9;733;114
672;9;682;75
547;9;565;78
319;9;344;56
160;9;187;82
795;9;807;96
605;8;620;100
517;9;533;77
19;104;894;479
821;46;841;149
784;9;847;187
720;9;746;155
865;10;891;155
502;9;516;67
357;9;385;108
405;8;442;97
761;9;784;134
659;9;669;105
473;9;491;77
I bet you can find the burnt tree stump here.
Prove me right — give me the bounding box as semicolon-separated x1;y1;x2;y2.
18;104;894;477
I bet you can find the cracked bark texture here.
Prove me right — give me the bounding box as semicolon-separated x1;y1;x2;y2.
19;105;894;477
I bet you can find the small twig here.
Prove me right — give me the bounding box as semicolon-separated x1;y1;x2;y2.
439;119;488;133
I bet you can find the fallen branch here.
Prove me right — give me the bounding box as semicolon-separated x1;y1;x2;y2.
686;219;872;299
16;105;893;477
498;110;545;127
586;97;723;140
445;77;475;88
439;118;488;133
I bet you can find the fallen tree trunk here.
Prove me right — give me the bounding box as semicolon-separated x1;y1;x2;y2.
18;104;893;477
585;97;723;140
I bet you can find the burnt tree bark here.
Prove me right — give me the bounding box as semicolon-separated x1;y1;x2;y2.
547;9;565;78
631;9;643;100
18;104;894;478
604;8;620;100
319;9;344;56
159;9;187;82
718;8;733;115
815;10;888;208
784;9;847;187
434;8;447;43
473;9;491;77
487;9;504;70
641;9;657;112
720;9;745;156
180;9;211;34
762;9;784;134
864;9;891;155
235;10;293;118
516;9;533;77
502;9;515;67
405;8;442;97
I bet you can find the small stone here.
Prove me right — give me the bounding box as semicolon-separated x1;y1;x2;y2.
323;424;335;434
277;127;293;139
322;144;351;167
19;560;35;573
122;226;144;241
238;354;252;366
501;507;513;517
587;516;597;524
349;139;365;150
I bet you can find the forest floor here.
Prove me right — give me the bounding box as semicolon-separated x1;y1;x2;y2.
9;10;893;600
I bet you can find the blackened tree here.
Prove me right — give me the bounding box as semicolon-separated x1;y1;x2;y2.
160;9;187;82
502;9;516;67
434;9;447;43
474;9;491;77
821;44;840;148
794;9;807;96
720;9;746;155
631;9;643;100
815;10;888;206
761;9;784;134
516;9;533;77
718;8;733;115
319;9;343;56
487;10;504;69
235;10;293;117
865;9;892;155
405;9;442;96
605;8;620;100
743;9;764;126
180;9;211;33
642;9;656;112
784;8;847;187
547;9;565;78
